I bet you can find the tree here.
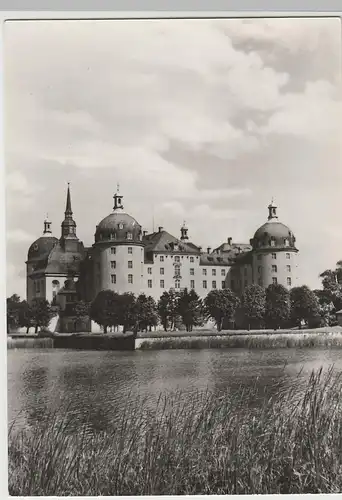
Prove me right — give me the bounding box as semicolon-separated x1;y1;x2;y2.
73;300;90;331
314;289;336;326
178;288;203;332
319;260;342;311
89;290;120;333
157;289;181;332
18;300;34;333
241;284;266;329
29;298;53;334
290;285;320;328
135;294;158;332
265;284;290;329
118;293;137;333
6;294;22;332
204;289;240;331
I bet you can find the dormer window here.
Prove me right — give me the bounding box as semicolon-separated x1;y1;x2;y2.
127;232;133;240
118;223;124;230
284;238;289;247
110;232;115;240
270;238;276;247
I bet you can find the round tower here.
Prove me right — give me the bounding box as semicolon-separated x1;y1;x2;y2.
250;200;299;289
26;215;58;302
92;186;144;296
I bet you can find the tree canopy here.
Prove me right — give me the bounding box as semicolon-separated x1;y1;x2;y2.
204;289;240;331
241;284;266;329
265;284;290;329
290;285;320;327
178;288;203;332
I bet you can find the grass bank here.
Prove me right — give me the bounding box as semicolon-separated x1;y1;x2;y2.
8;368;342;495
137;331;342;350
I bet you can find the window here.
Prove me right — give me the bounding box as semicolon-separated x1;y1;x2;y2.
111;274;116;284
148;279;152;288
287;277;292;286
160;280;165;288
222;281;225;289
160;255;164;262
36;281;40;293
272;265;277;272
190;280;195;289
190;257;194;263
148;267;152;274
175;264;181;277
203;280;207;289
212;269;216;276
286;253;291;259
128;247;133;254
284;239;289;247
160;268;164;275
258;266;262;273
212;281;217;289
272;253;277;259
244;280;248;287
202;268;207;276
175;280;180;289
190;268;194;275
175;256;180;262
272;277;278;285
128;274;133;284
128;261;133;269
111;247;116;254
111;261;116;269
127;232;133;240
221;269;225;276
287;265;291;272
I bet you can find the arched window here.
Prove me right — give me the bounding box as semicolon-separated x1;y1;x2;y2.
175;280;180;289
174;264;181;277
284;238;289;247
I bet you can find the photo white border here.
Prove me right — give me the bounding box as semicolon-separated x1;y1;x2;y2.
2;5;341;500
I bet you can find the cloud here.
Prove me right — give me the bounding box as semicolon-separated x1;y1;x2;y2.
4;17;342;296
7;229;35;243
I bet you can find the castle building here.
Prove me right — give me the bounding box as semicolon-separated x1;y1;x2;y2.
26;186;299;325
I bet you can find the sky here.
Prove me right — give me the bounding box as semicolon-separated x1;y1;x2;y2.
4;17;342;298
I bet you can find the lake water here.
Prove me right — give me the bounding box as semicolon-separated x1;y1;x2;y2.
7;348;342;434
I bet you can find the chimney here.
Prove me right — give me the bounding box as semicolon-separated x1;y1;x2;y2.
207;247;211;254
158;226;163;233
227;237;232;245
143;230;148;237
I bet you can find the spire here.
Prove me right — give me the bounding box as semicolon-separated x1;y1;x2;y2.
268;198;278;221
61;183;77;239
180;220;189;241
65;182;72;216
113;184;124;211
43;213;52;236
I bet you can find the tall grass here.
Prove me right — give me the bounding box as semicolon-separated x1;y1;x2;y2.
138;332;342;350
8;367;342;495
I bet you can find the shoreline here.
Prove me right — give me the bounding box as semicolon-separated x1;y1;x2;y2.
7;326;342;350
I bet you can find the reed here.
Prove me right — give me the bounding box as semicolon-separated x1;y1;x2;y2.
8;367;342;495
138;332;342;350
7;337;54;349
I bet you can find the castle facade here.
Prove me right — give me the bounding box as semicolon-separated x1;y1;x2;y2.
26;185;299;320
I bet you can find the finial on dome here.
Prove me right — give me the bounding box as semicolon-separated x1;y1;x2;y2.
113;186;124;211
268;198;278;221
43;214;52;235
180;220;189;241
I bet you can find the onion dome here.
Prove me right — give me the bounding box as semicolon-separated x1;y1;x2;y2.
251;200;297;250
27;216;58;261
94;187;142;244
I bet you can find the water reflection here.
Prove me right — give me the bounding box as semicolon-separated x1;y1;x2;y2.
8;348;342;435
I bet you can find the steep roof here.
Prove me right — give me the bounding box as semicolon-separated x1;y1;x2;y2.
143;230;200;254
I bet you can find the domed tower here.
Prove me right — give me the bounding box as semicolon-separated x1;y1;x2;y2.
92;186;144;296
250;200;298;289
26;215;58;302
